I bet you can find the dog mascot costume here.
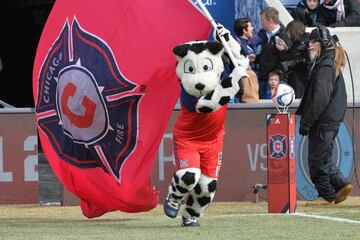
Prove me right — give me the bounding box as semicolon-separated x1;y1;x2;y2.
163;25;249;227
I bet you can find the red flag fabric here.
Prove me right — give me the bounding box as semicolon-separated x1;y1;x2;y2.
33;0;211;218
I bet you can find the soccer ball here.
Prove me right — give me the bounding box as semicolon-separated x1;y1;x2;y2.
272;83;295;108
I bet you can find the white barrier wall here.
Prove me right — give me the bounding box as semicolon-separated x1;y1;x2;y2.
328;27;360;103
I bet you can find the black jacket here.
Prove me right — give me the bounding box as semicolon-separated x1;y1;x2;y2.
319;0;360;27
296;50;347;130
291;0;323;27
280;33;310;98
257;24;291;81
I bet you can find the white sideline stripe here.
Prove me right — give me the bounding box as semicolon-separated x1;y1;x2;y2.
215;212;360;224
215;213;279;218
295;212;360;224
311;210;360;214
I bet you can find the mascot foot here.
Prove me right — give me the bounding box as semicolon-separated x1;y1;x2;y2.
163;198;180;218
182;216;200;227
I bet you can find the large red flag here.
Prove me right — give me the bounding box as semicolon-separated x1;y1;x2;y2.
33;0;211;218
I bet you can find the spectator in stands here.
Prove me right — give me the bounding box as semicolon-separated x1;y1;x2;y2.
256;7;291;99
320;0;360;27
296;26;352;206
233;18;260;103
268;70;281;95
277;20;310;98
237;68;260;103
234;18;258;74
291;0;323;27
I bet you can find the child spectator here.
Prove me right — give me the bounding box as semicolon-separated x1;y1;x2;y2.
291;0;323;27
268;70;281;96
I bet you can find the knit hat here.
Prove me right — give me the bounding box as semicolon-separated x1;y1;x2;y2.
309;26;333;48
309;28;321;42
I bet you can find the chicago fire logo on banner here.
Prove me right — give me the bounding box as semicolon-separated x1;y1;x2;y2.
36;18;142;182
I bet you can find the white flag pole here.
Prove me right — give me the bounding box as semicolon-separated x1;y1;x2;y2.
195;0;238;67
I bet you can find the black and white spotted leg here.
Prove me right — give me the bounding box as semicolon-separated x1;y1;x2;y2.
182;174;217;220
164;168;201;218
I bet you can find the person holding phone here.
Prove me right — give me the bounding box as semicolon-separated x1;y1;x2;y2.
256;7;291;99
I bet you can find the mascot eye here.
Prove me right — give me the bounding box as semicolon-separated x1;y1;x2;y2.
184;60;195;74
202;58;213;72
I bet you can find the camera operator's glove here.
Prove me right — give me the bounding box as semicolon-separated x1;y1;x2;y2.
299;124;310;136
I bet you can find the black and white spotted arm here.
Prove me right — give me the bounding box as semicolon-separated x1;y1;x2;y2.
214;24;249;69
196;66;248;113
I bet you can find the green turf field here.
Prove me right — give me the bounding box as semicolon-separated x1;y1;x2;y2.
0;197;359;240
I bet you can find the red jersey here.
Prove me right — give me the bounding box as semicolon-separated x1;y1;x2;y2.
173;104;227;141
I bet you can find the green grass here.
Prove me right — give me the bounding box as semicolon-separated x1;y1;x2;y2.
0;197;360;240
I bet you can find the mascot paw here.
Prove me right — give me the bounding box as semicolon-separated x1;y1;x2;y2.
236;55;250;70
230;66;248;80
213;24;245;66
214;24;230;41
196;96;219;113
195;66;247;113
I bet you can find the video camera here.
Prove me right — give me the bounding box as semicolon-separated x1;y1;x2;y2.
281;39;309;73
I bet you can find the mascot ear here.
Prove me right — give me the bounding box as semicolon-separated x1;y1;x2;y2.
205;41;224;55
173;44;191;58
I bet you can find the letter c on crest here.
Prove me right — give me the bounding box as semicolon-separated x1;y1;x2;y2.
61;82;96;128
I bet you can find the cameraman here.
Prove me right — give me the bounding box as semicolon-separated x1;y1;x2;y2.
277;20;309;98
296;26;352;206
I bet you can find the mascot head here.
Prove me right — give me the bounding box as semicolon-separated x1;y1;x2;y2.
173;40;224;98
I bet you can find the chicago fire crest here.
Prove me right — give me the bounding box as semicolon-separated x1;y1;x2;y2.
35;18;142;182
269;134;287;159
